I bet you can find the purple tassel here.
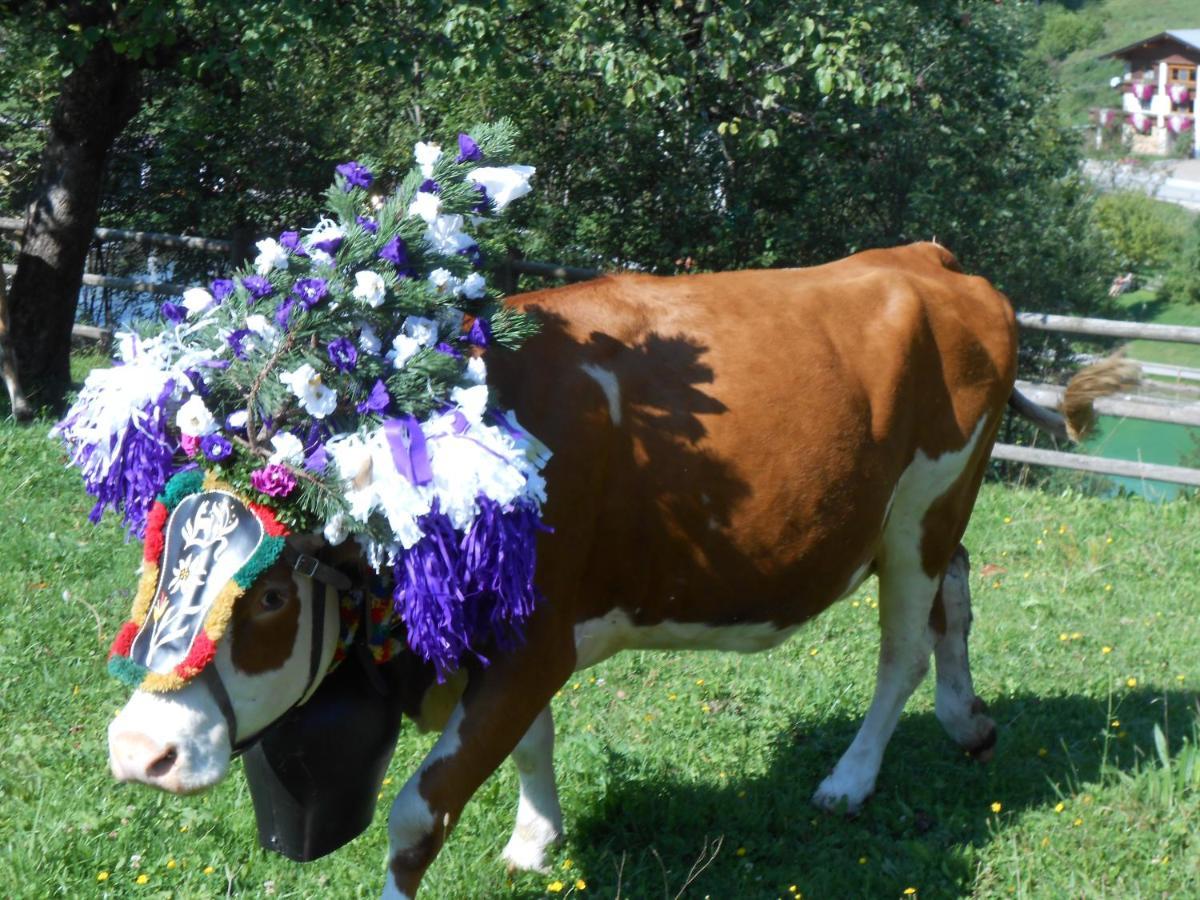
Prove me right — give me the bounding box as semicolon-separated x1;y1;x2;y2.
392;497;547;680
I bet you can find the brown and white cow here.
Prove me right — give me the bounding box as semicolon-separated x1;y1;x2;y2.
107;243;1124;897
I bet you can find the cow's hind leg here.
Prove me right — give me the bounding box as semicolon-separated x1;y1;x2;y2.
932;545;996;759
501;706;563;872
813;553;939;813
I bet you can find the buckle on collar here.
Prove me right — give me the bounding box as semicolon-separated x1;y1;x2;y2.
292;553;321;579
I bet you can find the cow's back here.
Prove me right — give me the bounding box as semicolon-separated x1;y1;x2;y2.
490;243;1016;637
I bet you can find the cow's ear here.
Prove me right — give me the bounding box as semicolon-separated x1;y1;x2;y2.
287;534;326;555
325;540;374;582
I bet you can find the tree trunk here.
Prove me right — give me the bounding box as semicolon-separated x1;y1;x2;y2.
7;39;140;411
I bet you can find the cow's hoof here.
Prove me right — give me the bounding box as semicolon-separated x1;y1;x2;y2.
812;772;872;816
501;830;560;874
965;723;998;763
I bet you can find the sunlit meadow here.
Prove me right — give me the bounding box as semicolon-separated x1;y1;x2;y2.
1;388;1198;897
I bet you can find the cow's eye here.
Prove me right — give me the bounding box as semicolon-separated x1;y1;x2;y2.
260;590;286;612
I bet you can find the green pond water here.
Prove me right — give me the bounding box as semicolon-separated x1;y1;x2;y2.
1084;416;1197;501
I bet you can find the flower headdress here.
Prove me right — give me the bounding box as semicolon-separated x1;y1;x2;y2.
57;123;549;678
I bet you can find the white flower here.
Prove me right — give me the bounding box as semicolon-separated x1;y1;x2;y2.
465;356;487;384
451;384;490;423
414;141;442;178
359;322;382;355
322;513;350;546
408;190;441;224
424;214;475;255
269;432;305;465
466;165;535;210
402;316;439;347
304;219;345;267
352;270;386;307
279;363;338;419
176;395;217;437
428;268;461;295
168;555;207;595
390;334;422;369
254;238;290;275
182;287;215;317
244;315;278;342
461;272;487;299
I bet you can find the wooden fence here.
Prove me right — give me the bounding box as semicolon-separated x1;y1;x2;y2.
4;216;1197;490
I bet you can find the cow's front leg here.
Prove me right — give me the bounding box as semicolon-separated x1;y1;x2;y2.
501;705;562;872
383;631;574;898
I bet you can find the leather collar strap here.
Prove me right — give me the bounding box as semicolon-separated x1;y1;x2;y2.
280;545;353;591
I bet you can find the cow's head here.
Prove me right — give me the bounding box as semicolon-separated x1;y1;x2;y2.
106;474;345;794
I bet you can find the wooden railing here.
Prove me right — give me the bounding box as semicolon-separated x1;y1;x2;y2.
4;214;1195;490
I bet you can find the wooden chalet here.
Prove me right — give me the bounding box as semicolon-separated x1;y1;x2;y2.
1097;30;1199;156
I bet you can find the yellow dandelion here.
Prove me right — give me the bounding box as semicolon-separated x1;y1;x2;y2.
1073;817;1083;827
1104;584;1112;592
97;872;110;882
203;866;215;875
810;648;819;656
167;859;177;869
1177;675;1186;682
383;777;393;785
588;676;596;684
1127;677;1137;688
561;859;573;870
547;880;565;893
1054;802;1064;813
736;847;747;857
904;889;917;896
859;857;867;865
576;879;588;890
695;678;705;686
136;874;149;885
851;600;860;608
179;825;189;833
1003;516;1012;524
1106;536;1113;544
1036;539;1043;546
790;886;799;894
1058;524;1067;534
1038;747;1048;757
1041;836;1051;848
1101;646;1112;655
668;693;678;700
1070;632;1081;640
702;703;712;713
644;714;654;722
1162;856;1170;865
572;683;581;690
990;801;1002;813
1058;633;1069;642
1111;719;1120;728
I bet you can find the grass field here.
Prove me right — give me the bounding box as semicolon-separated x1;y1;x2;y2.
2;409;1199;899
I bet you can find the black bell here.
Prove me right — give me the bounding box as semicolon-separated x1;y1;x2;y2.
241;647;407;861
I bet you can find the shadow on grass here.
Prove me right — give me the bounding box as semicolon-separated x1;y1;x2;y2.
513;690;1198;899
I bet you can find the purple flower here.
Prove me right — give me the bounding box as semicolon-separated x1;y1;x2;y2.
435;341;463;359
471;183;490;213
274;298;297;330
327;336;358;372
201;433;233;462
279;231;308;256
227;329;254;360
250;464;297;498
291;277;329;309
336;160;374;191
459;243;484;268
468;317;492;347
378;235;410;268
183;368;209;396
356;379;390;415
310;233;343;256
210;278;235;302
419;178;441;195
241;275;274;302
456;132;483;163
161;301;186;324
304;444;329;473
356;215;379;235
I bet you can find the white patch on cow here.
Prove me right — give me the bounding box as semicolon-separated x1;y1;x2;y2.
933;548;994;751
219;579;340;742
387;704;466;884
108;679;230;793
502;706;563;872
107;577;340;793
814;419;988;813
580;363;622;425
380;875;411;900
574;610;799;670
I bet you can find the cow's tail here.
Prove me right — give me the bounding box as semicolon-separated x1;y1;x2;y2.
1008;353;1140;442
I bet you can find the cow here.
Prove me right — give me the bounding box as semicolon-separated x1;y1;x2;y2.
106;243;1130;898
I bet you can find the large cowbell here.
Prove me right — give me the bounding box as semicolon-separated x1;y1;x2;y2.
129;492;264;676
241;645;408;861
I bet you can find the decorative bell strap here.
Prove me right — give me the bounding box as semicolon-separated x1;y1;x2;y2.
280;545;353;591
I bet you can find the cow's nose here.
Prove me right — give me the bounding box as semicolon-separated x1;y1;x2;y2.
110;732;181;787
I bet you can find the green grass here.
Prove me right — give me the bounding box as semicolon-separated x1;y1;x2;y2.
2;413;1199;899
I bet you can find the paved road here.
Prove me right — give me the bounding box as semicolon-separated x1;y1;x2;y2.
1083;158;1200;211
